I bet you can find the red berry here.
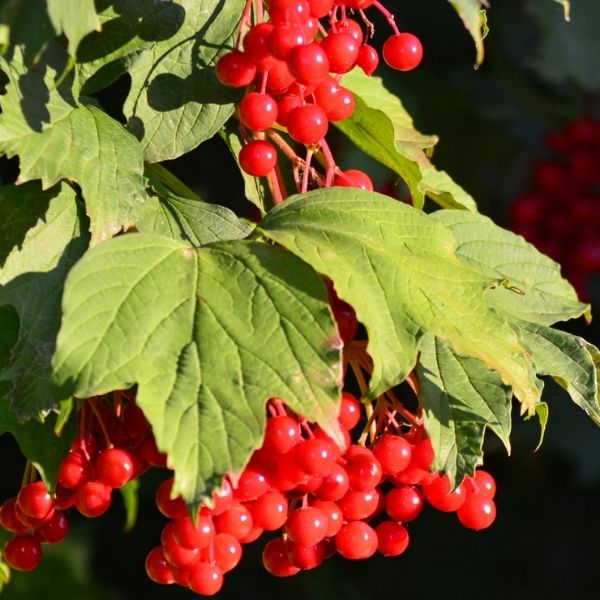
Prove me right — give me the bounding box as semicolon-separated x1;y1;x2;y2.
215;502;253;540
212;532;242;572
58;450;93;489
375;520;409;556
423;475;466;512
287;43;329;84
384;485;424;522
17;482;54;520
383;33;423;71
412;437;435;470
250;491;288;530
244;23;276;72
286;507;328;546
287;104;328;145
269;24;306;59
276;94;303;127
173;515;215;550
286;539;327;570
357;44;379;75
216;50;257;87
75;481;112;518
295;437;336;476
464;469;496;499
234;464;270;501
335;521;377;560
373;434;412;474
161;522;201;568
239;92;278;131
331;19;363;45
308;0;334;18
345;452;382;491
313;463;350;501
263;537;300;577
263;414;301;454
309;499;343;537
326;87;355;121
457;494;497;530
320;32;359;74
338;392;361;430
188;562;224;596
337;488;381;521
145;546;175;585
0;498;30;534
333;169;373;191
155;478;187;519
3;535;42;571
37;510;69;544
239;140;277;177
95;447;134;488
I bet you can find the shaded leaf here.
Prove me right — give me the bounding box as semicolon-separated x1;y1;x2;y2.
417;334;512;485
0;181;54;266
76;0;186;94
432;210;588;325
46;0;99;55
53;234;342;503
447;0;489;65
259;189;540;412
0;394;76;489
0;184;88;417
517;321;600;425
338;69;477;211
0;43;147;244
123;0;245;162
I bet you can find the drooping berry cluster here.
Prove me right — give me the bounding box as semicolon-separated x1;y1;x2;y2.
0;393;166;573
216;0;423;199
143;391;497;596
508;117;600;298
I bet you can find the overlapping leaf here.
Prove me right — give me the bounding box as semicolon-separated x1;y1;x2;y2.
52;234;343;503
259;189;541;412
0;43;148;244
338;69;477;211
418;334;512;485
432;210;588;325
137;176;251;245
76;0;187;94
0;183;88;418
0;0;98;59
123;0;245;162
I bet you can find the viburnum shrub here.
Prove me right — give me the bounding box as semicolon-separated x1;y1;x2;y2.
0;0;597;596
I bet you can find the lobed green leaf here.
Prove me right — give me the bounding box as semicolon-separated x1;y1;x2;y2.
52;234;343;504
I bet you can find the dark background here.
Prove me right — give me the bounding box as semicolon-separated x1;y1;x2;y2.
1;1;599;598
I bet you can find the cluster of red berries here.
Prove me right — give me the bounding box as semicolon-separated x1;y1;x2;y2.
0;395;166;574
508;117;600;298
144;394;497;596
216;0;423;195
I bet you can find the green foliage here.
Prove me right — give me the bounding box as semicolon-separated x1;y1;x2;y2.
0;0;596;517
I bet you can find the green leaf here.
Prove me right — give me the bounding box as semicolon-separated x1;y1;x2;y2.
46;0;99;56
0;181;55;266
53;234;342;503
0;183;89;417
337;69;477;211
0;306;19;371
417;334;512;485
554;0;571;20
0;0;55;62
534;401;549;451
447;1;489;65
432;210;589;325
138;178;251;245
123;0;245;162
517;321;600;426
76;0;186;95
0;44;148;244
0;397;76;489
258;189;540;413
119;478;139;532
220;122;269;214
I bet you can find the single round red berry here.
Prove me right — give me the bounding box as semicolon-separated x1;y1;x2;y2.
215;502;253;540
295;437;336;476
286;539;327;570
173;515;215;550
155;478;188;519
16;482;54;520
250;491;288;530
145;546;175;585
58;450;92;489
0;498;30;534
338;392;361;431
287;104;328;145
423;475;466;512
3;535;42;571
457;493;497;530
239;92;278;132
345;452;382;491
385;485;424;522
313;463;350;501
357;44;379;75
95;447;134;488
212;532;242;572
383;33;423;71
335;521;377;560
216;50;257;87
320;32;359;73
373;434;412;474
263;537;300;577
286;507;328;546
287;43;329;84
188;562;224;596
376;521;410;556
333;169;373;191
37;510;70;544
161;522;201;569
464;469;497;499
239;140;277;177
75;481;112;518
